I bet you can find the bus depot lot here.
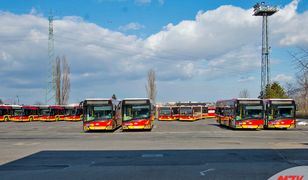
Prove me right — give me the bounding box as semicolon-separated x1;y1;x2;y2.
0;119;308;180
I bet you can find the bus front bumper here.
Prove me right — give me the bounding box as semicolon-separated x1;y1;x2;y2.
122;125;152;130
84;125;114;131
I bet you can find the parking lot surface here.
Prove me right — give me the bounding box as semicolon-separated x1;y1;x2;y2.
0;119;308;179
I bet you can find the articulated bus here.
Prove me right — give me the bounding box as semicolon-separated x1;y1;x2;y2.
10;105;39;122
63;104;83;121
158;106;177;121
121;98;155;130
0;105;11;122
264;99;296;129
179;106;202;121
82;98;121;132
216;98;264;129
39;105;65;121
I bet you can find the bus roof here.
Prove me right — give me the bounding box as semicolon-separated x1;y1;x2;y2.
10;105;22;109
0;105;12;109
84;98;112;101
217;98;261;102
22;106;39;110
265;98;294;101
123;98;150;101
49;106;65;110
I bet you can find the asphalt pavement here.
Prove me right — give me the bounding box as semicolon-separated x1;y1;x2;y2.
0;119;307;179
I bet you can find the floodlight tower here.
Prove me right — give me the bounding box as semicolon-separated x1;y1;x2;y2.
253;2;278;98
45;11;55;105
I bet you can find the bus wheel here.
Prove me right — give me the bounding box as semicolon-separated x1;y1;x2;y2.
83;127;89;132
56;117;59;121
4;116;8;122
29;117;33;122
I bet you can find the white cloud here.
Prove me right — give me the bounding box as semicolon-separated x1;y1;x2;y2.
0;0;307;103
238;76;256;82
134;0;151;5
119;22;145;31
272;74;293;82
158;0;164;5
30;7;37;15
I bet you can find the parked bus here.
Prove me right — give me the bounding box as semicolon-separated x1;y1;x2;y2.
202;106;208;119
179;106;201;121
264;99;296;129
39;105;65;121
10;105;39;122
216;98;264;129
171;106;180;120
121;98;154;130
158;106;176;121
207;106;216;118
63;104;83;121
0;105;11;122
82;98;121;132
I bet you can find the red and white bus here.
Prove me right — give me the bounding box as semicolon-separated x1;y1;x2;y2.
207;106;216;118
0;105;11;122
171;106;180;120
10;105;39;122
216;98;264;129
202;106;208;119
121;98;155;130
158;106;177;121
82;98;121;132
264;99;296;129
179;106;201;121
63;104;83;121
39;105;65;121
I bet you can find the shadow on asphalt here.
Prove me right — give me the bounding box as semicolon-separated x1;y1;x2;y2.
208;123;260;131
0;149;308;180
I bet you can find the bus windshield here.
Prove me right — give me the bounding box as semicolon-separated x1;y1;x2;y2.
241;105;263;120
160;108;171;116
123;104;150;121
85;105;112;122
180;107;192;116
273;105;295;119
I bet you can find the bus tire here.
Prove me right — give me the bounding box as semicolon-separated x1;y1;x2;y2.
4;116;9;122
56;117;59;121
83;127;89;132
29;117;33;122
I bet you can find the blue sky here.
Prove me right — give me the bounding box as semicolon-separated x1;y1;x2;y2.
0;0;307;104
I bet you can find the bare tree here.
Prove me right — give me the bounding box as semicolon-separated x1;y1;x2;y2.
145;69;157;103
61;56;70;105
290;47;308;114
289;47;308;71
54;56;61;105
238;89;250;98
53;56;70;105
297;71;308;113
